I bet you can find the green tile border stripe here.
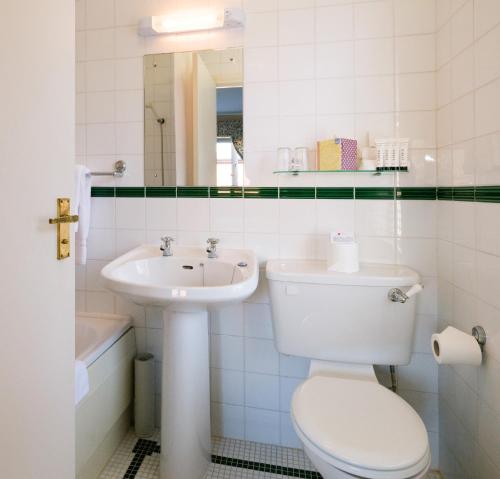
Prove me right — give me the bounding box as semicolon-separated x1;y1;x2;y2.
90;186;500;203
475;186;500;203
91;186;115;197
396;187;437;200
437;187;453;200
316;187;354;199
209;187;243;198
243;187;279;198
453;186;475;202
279;187;315;199
355;187;394;200
177;186;209;197
115;187;145;197
145;187;176;198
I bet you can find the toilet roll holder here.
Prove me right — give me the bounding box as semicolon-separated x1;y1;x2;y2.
472;326;487;351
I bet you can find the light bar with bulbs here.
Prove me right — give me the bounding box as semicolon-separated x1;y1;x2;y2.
138;7;245;36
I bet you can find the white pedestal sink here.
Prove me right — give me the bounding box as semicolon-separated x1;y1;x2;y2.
101;245;258;479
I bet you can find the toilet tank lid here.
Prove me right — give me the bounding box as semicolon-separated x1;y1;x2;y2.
266;260;419;286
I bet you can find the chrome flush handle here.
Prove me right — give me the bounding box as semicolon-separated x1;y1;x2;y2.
388;284;423;303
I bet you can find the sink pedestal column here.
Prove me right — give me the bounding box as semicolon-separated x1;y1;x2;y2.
160;308;211;479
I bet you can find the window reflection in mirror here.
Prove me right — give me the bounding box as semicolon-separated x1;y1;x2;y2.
144;48;243;187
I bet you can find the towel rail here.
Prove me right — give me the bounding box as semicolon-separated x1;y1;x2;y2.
88;160;126;177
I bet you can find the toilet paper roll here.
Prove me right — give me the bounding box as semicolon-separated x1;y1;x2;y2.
327;241;359;273
431;326;482;366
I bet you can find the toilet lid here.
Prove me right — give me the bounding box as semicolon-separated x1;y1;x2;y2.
291;376;429;475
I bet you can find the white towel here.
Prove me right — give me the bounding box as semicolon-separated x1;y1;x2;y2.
74;165;92;264
75;360;89;405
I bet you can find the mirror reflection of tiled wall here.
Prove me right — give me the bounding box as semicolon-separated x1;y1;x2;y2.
144;54;176;186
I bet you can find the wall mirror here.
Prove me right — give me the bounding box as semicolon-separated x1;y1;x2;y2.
144;47;243;187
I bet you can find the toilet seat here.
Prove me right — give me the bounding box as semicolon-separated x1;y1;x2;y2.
291;375;430;479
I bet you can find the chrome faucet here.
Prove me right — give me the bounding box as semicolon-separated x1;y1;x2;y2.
206;238;219;259
160;236;174;256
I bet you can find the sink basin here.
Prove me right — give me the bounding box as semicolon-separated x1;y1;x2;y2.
101;244;258;479
101;244;258;308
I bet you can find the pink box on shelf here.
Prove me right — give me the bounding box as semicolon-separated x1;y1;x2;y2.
341;138;358;170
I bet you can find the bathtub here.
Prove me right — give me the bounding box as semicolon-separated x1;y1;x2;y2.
75;313;136;479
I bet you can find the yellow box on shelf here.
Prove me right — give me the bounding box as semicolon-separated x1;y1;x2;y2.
317;139;341;170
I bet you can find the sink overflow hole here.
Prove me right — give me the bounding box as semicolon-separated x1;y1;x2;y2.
182;265;194;270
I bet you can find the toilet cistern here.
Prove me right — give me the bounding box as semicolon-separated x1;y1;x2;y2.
266;259;430;479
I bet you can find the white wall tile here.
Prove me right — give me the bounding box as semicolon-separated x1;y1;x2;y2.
245;408;280;444
245;338;279;374
211;335;244;370
315;5;353;43
210;198;244;233
86;0;114;29
245;47;278;82
355;38;394;76
278;45;314;81
177;198;210;231
396;34;436;74
146;198;177;231
86;60;115;92
86;29;114;61
395;0;436;36
475;78;500;137
244;303;274;339
245;372;279;409
355;76;394;113
355;200;395;237
398;73;436;112
114;57;143;90
278;9;314;45
87;228;116;260
116;228;146;256
211;369;245;405
279;80;315;116
354;1;394;39
86;91;115;123
451;0;474;57
245;12;278;47
212;403;245;439
279;199;317;234
116;198;145;229
211;303;244;336
315;41;354;78
475;0;500;38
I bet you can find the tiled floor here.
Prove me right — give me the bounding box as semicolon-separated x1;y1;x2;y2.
99;430;442;479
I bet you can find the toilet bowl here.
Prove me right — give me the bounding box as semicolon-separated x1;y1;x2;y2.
265;260;430;479
291;372;430;479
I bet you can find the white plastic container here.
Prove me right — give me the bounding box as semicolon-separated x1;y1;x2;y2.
327;233;359;273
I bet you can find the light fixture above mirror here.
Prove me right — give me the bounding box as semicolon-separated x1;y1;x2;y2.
139;7;245;36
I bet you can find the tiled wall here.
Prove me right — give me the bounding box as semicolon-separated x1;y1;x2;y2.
76;188;439;460
436;1;500;477
75;0;439;463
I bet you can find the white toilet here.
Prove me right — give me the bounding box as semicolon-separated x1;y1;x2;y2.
266;260;431;479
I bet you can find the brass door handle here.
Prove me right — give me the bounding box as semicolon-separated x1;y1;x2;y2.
49;214;79;224
49;198;78;260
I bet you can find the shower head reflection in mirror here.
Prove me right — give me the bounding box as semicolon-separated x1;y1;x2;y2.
143;48;244;187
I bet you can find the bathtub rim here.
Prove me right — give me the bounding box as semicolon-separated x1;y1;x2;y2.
76;312;133;367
